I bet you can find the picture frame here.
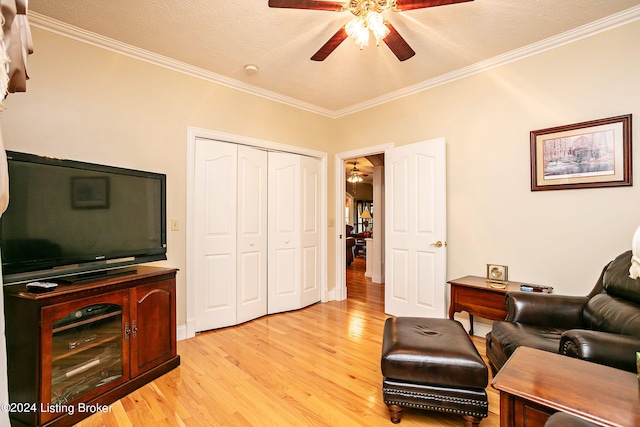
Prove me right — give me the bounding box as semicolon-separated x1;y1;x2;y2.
530;114;632;191
72;177;110;209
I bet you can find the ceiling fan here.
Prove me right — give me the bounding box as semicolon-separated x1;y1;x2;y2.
268;0;473;61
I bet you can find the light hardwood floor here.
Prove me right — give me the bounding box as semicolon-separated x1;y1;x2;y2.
76;256;500;426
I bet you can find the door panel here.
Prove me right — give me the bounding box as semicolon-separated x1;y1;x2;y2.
40;291;129;423
416;250;437;309
300;156;321;307
205;255;232;309
390;156;409;233
268;152;300;314
303;246;318;292
390;248;409;301
417;154;436;232
194;139;237;331
385;138;447;318
131;281;175;377
236;146;268;324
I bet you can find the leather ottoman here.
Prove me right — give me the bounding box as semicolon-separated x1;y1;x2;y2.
381;317;489;426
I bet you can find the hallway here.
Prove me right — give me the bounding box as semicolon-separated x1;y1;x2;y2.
346;254;383;308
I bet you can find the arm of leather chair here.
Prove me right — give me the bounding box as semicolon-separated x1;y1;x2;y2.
560;329;640;373
505;292;589;328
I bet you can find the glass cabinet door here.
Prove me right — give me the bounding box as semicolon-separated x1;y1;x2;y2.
41;290;129;422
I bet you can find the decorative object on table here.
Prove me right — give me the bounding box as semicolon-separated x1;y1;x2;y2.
519;284;553;293
530;114;632;191
486;264;508;287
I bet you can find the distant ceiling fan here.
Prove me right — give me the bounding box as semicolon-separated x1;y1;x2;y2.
268;0;473;61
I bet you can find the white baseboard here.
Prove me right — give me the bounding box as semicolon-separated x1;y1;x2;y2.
177;324;188;341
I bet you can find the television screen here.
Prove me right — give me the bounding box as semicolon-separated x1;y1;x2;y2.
0;151;167;284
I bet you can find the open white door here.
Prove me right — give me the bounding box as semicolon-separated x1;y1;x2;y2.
385;138;447;318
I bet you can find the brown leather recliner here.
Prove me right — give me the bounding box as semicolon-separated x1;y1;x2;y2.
486;250;640;374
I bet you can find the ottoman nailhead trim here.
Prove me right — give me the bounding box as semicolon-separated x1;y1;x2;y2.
383;388;488;418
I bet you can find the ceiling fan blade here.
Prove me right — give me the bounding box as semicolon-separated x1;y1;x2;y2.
311;27;348;61
394;0;473;11
268;0;345;11
383;23;415;61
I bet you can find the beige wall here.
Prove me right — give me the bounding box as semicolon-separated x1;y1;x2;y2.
1;19;639;330
0;28;337;326
334;20;640;295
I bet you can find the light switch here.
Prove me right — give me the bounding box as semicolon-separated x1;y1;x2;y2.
171;219;179;231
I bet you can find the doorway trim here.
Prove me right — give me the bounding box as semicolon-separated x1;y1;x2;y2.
186;126;328;339
334;143;393;301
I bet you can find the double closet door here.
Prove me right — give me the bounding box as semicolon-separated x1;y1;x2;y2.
194;139;321;332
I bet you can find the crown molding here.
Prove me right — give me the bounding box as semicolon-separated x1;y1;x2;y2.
28;12;336;118
29;6;640;120
333;5;640;118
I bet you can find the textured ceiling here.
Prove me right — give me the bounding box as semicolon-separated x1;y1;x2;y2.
28;0;640;116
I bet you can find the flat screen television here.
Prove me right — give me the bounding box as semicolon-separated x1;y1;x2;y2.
0;151;167;285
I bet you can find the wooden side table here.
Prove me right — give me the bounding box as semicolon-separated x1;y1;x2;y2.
492;346;640;427
447;275;534;335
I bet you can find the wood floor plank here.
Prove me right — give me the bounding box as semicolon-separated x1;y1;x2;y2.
76;256;499;426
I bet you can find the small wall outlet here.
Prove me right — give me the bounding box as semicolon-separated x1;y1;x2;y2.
171;219;179;231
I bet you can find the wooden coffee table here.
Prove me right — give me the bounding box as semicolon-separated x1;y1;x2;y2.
492;346;640;427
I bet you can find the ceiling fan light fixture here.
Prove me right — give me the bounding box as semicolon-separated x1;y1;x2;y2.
366;11;390;45
347;172;364;183
347;163;364;183
345;9;389;49
270;0;470;61
345;16;369;48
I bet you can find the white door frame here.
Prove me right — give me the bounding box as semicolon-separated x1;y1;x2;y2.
186;126;328;339
334;143;393;301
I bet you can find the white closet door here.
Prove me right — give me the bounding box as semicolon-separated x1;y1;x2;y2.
268;152;301;314
236;146;268;324
194;139;238;331
300;156;321;308
193;141;321;329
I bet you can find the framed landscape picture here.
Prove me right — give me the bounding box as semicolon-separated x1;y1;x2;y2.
530;114;632;191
